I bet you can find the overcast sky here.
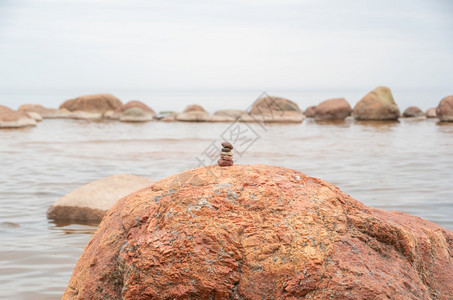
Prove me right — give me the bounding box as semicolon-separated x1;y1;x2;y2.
0;0;452;92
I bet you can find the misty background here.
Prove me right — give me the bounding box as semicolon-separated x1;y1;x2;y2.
0;0;452;111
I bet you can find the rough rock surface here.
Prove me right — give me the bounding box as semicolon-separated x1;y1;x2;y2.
436;95;453;122
0;105;37;128
18;104;70;118
426;107;437;118
352;86;400;120
47;174;154;223
304;105;317;118
183;104;207;113
314;98;352;120
403;106;425;118
64;165;453;299
60;94;123;113
250;96;302;115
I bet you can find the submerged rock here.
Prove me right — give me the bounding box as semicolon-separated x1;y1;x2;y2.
214;109;248;120
352;86;400;120
436;95;453;122
18;104;70;119
64;165;453;299
176;111;210;122
47;174;154;223
314;98;352;120
60;94;123;114
0;105;36;128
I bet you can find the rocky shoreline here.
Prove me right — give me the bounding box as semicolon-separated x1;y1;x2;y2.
1;87;452;128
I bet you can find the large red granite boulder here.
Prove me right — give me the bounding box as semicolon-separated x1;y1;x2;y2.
436;95;453;122
314;98;352;120
64;165;453;299
352;86;400;120
60;94;123;113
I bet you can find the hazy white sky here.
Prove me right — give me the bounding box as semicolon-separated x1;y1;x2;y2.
0;0;452;92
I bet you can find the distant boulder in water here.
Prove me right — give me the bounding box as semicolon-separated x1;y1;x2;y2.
250;95;301;115
183;104;207;113
115;101;156;122
426;107;437;118
403;106;425;118
352;86;400;120
304;105;317;118
0;105;36;128
314;98;352;120
47;174;154;223
60;93;123;114
436;95;453;122
248;96;304;123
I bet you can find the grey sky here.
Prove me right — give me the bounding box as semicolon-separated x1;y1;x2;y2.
0;0;452;92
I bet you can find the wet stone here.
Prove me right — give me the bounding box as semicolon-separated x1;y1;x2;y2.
221;142;233;150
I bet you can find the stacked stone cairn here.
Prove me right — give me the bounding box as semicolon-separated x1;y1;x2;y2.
218;142;234;166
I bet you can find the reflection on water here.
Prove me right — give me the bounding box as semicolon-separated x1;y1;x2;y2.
0;118;453;299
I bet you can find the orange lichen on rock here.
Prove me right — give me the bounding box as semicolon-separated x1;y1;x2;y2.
64;165;453;299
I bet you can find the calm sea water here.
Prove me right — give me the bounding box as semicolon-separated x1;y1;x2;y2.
1;93;453;298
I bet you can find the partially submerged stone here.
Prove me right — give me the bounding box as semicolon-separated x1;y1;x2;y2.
314;98;352;120
60;94;123;114
18;104;70;119
176;111;210;122
0;105;36;128
436;95;453;122
403;106;425;118
64;165;453;299
47;174;154;223
352;86;400;120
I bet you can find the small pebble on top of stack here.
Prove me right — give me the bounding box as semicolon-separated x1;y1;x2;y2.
218;142;233;167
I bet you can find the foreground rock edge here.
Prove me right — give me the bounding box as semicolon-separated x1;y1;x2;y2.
64;165;453;299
